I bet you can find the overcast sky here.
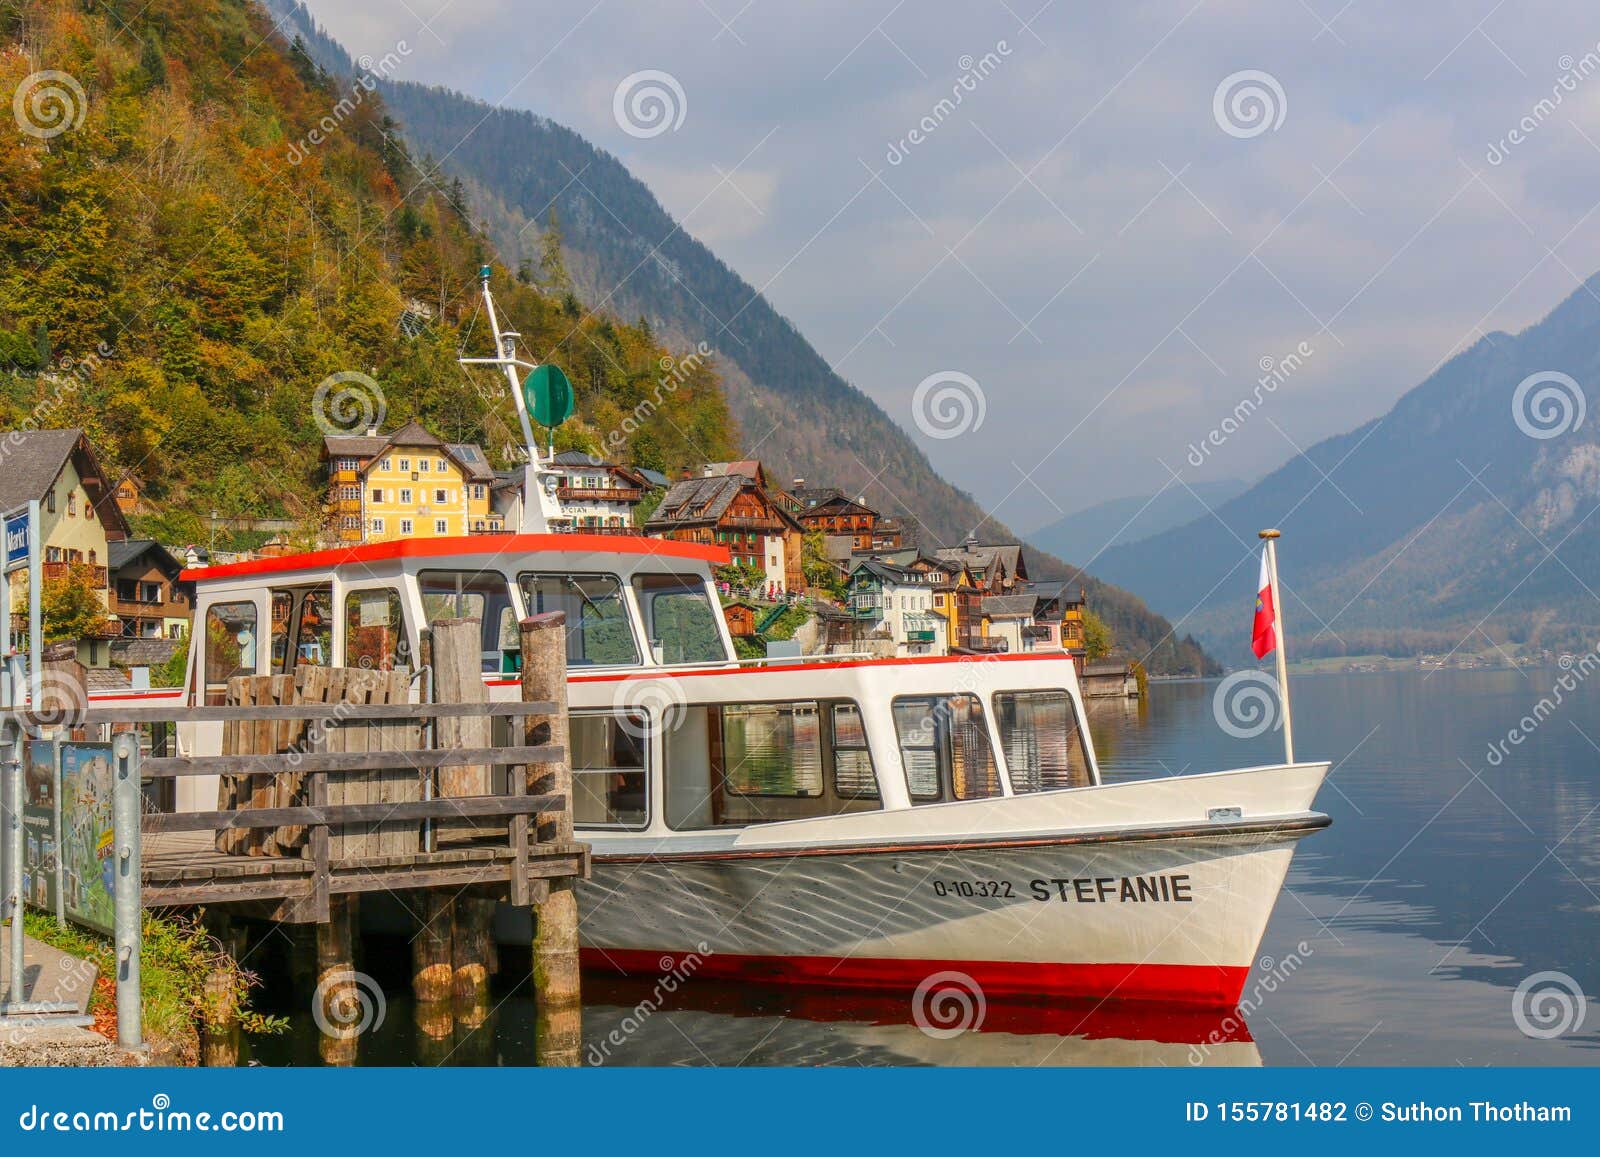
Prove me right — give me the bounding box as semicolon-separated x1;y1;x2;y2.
299;0;1600;532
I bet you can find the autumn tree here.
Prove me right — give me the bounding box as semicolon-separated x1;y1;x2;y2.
22;562;112;644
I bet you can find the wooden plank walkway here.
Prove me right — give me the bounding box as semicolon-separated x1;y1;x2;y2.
142;831;589;914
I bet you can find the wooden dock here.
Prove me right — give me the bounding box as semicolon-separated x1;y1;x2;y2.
12;611;586;1064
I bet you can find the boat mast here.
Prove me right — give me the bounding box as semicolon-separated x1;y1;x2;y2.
458;266;564;533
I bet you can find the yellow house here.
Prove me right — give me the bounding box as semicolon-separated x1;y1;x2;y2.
1;428;131;665
322;420;501;544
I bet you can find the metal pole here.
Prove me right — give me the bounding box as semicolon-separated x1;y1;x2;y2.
27;500;41;710
1260;529;1295;764
112;732;142;1049
3;722;22;1007
52;739;64;927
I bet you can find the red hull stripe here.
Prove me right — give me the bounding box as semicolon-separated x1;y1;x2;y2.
581;948;1250;1007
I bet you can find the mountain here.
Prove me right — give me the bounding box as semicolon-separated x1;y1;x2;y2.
0;0;734;550
1095;275;1600;662
266;1;1217;676
1028;479;1249;561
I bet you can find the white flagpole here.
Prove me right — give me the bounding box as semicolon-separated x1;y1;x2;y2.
1260;528;1294;764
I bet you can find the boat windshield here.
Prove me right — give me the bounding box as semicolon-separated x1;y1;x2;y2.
632;573;728;665
519;573;640;668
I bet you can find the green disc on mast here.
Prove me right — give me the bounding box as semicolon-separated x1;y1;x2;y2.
522;364;575;428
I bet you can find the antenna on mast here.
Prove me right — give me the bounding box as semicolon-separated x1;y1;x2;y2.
457;265;563;532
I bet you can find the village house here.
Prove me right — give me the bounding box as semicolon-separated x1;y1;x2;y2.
547;449;649;533
721;600;760;639
108;539;192;640
646;468;804;593
321;420;502;543
846;559;947;657
0;428;130;666
935;538;1028;594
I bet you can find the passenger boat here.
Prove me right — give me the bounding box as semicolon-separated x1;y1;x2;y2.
87;273;1331;1009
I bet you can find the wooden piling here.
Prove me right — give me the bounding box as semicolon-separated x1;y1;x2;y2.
411;891;454;1004
429;618;497;1014
316;895;358;1066
521;612;581;1066
200;915;242;1067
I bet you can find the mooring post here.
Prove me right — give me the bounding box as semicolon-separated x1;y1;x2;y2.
429;618;495;1015
111;732;142;1051
411;891;454;1003
520;611;581;1066
199;913;240;1068
316;894;358;1066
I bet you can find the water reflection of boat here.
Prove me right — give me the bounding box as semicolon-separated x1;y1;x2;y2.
582;977;1260;1067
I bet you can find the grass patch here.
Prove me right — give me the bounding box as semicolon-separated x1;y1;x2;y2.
22;909;285;1063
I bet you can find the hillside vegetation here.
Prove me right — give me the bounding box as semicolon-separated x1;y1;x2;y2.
0;0;733;546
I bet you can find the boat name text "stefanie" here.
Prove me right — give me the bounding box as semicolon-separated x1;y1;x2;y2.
930;874;1194;902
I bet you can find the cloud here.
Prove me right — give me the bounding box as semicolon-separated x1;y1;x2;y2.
300;0;1600;526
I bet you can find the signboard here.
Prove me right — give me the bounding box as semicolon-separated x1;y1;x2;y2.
3;510;27;572
21;740;117;934
21;742;58;915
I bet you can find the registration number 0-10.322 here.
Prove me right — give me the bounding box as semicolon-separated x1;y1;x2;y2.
930;880;1014;899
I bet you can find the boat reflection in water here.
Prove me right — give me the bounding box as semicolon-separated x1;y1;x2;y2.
580;977;1260;1067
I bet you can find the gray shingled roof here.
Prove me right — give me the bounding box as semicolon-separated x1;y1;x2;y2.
647;474;749;527
982;594;1036;618
0;428;82;511
107;538;182;574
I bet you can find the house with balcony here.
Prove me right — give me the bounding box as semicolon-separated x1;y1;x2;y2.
0;428;129;666
321;420;502;543
108;539;192;640
646;471;804;593
547;450;649;533
846;559;947;657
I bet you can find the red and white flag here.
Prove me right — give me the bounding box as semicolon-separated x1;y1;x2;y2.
1251;547;1276;659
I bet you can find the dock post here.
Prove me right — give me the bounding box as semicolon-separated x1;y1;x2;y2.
412;892;454;1004
429;618;495;1016
199;914;240;1067
520;612;581;1066
316;894;358;1065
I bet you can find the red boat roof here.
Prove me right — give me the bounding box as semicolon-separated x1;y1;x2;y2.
183;534;730;582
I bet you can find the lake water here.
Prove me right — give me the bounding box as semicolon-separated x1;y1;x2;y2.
245;669;1600;1067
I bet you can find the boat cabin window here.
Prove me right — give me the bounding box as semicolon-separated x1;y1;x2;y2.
420;570;519;674
892;694;1001;803
571;711;648;829
633;573;727;665
665;699;880;829
271;587;332;674
203;602;258;705
994;690;1092;791
343;588;410;671
519;574;639;667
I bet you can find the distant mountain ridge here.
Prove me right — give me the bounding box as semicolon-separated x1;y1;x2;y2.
269;0;1217;675
1028;479;1249;560
1095;274;1600;662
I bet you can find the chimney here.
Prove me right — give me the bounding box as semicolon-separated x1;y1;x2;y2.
964;534;978;549
366;424;379;437
793;477;806;490
702;465;716;478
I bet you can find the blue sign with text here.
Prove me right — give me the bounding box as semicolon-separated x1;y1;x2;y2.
4;510;29;572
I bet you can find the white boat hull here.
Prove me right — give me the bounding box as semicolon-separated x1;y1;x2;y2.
576;762;1329;1007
